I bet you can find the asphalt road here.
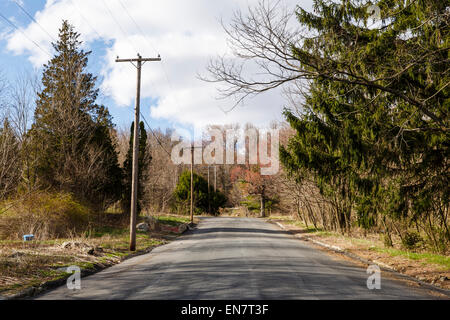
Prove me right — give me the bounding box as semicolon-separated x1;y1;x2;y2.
37;217;441;299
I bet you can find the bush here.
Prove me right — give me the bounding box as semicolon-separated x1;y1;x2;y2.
382;233;393;248
424;228;449;254
173;170;227;215
401;231;423;250
241;198;260;213
0;192;92;240
241;195;279;214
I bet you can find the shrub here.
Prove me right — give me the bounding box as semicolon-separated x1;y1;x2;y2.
173;170;227;215
401;231;423;250
0;192;92;240
424;228;449;254
382;233;393;248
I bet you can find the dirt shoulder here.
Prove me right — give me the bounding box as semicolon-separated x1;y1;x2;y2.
267;216;450;293
0;214;194;299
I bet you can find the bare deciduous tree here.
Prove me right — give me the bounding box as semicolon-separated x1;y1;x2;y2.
203;0;448;127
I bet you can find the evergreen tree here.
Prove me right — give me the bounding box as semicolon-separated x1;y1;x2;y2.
174;170;227;215
29;20;122;208
280;0;448;248
122;121;150;215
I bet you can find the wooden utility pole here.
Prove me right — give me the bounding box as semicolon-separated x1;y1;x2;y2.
189;144;202;224
190;144;194;224
214;165;217;192
115;53;161;251
207;166;211;214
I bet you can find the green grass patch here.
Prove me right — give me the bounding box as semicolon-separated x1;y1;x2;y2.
88;226;128;238
371;247;450;270
156;215;190;226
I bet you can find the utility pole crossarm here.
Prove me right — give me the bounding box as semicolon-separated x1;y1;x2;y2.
115;57;161;63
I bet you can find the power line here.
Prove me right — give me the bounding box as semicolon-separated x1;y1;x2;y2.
101;0;139;53
115;0;184;118
67;0;103;39
89;2;173;151
117;0;158;55
114;0;164;96
141;113;172;157
0;12;52;58
13;0;57;42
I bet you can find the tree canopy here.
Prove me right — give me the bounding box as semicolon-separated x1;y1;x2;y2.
29;20;122;209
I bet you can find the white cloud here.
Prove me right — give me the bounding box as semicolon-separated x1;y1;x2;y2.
5;0;313;130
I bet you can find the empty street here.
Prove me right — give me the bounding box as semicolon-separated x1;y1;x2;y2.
37;217;442;300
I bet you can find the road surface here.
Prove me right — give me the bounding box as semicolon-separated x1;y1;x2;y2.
37;217;442;299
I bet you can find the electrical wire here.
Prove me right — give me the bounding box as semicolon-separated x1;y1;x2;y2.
0;12;52;58
67;0;103;39
141;113;172;157
12;0;57;42
101;0;139;53
117;0;157;55
115;0;184;115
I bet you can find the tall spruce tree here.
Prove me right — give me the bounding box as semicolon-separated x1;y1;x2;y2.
29;20;122;209
122;121;150;215
279;0;449;248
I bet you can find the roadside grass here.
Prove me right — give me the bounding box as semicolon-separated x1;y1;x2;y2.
156;215;190;226
88;226;128;238
0;213;190;297
267;215;332;236
369;247;450;271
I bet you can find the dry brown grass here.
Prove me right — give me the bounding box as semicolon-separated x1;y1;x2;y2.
0;192;93;240
0;212;190;297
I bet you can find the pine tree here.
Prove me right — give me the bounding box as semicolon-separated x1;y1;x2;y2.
174;170;226;215
29;20;122;208
122;121;150;215
279;0;449;247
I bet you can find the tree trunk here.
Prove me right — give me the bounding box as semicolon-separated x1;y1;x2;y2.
260;190;266;218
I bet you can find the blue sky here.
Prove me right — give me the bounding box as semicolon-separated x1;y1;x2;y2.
0;0;312;134
0;0;164;130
